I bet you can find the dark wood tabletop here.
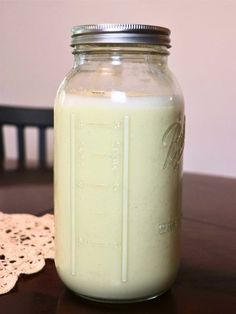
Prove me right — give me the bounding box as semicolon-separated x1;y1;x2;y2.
0;162;235;314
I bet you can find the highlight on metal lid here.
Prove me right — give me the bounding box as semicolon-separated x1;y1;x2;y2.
71;24;171;47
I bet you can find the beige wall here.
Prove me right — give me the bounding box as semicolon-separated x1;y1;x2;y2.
1;0;236;177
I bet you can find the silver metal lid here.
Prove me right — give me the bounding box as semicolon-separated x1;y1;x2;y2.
71;24;171;47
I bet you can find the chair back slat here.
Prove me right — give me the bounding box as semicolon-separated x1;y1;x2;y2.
17;126;25;161
39;127;46;165
0;126;4;159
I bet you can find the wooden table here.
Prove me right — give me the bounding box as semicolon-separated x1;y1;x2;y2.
0;164;235;314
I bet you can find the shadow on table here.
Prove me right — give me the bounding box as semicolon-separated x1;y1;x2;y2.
56;288;177;314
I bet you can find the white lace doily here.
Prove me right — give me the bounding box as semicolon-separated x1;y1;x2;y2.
0;211;54;294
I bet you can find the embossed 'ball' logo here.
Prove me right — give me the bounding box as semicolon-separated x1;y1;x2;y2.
162;117;185;170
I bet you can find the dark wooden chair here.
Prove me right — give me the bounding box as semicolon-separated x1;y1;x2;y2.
0;105;53;165
0;105;53;213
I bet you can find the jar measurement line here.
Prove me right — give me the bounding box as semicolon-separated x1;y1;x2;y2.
86;152;118;158
121;115;129;283
70;113;76;276
79;122;122;129
77;151;121;160
76;182;120;190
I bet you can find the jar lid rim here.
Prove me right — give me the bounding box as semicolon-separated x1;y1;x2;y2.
71;24;171;48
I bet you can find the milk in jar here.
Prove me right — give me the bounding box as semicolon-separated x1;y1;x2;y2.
54;24;185;303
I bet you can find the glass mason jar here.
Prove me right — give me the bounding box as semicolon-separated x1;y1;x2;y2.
54;24;185;303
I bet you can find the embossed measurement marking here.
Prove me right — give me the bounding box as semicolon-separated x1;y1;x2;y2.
78;237;121;248
70;116;128;282
70;113;76;276
77;182;120;191
79;121;122;129
112;140;121;171
121;115;129;283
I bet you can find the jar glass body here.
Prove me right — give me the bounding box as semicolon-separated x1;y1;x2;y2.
54;45;185;303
